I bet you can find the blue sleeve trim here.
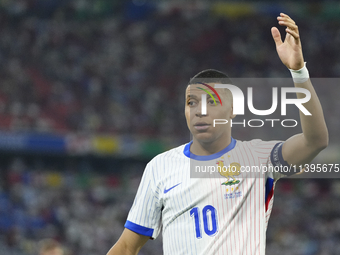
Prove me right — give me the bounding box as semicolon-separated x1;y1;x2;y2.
124;220;154;237
270;142;297;176
265;178;274;202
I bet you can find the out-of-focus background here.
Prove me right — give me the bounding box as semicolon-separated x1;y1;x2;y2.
0;1;339;254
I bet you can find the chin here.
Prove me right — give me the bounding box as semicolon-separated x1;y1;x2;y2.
192;132;216;143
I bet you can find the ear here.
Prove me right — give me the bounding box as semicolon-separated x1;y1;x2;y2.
229;106;237;119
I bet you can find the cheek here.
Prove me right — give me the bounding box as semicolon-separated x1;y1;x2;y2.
211;107;230;118
185;108;191;122
185;106;195;117
223;104;233;117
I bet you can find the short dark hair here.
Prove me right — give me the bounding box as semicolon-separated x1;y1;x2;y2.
188;69;234;105
188;69;233;85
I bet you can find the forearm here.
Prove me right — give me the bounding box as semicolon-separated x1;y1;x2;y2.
294;78;328;149
106;229;149;255
107;241;138;255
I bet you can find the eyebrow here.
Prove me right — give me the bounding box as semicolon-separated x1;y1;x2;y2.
207;94;217;99
186;95;199;99
186;94;217;99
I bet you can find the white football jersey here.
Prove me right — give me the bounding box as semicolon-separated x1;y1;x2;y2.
125;138;287;255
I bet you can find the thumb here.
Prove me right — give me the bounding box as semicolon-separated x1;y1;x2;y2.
271;27;283;47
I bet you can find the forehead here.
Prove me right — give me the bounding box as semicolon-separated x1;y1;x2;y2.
185;83;226;97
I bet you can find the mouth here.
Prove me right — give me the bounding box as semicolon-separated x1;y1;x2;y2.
194;122;211;131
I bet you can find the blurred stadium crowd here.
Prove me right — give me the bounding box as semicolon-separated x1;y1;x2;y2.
0;157;165;255
0;0;339;141
0;0;339;255
1;158;340;255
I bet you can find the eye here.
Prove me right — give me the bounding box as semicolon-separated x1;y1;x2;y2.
187;100;197;106
208;99;215;105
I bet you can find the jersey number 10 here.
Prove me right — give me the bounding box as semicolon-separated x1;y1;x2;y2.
190;205;218;238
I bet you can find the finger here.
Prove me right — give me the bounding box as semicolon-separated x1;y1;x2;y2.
271;27;283;47
277;15;295;25
279;13;298;27
285;27;300;42
280;13;292;20
280;21;299;35
278;20;298;30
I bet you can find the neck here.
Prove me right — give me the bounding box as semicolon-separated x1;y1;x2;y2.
190;134;231;156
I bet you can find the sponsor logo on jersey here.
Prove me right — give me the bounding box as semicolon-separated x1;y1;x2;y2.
164;183;181;194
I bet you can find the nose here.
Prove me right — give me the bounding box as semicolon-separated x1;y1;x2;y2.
195;99;207;117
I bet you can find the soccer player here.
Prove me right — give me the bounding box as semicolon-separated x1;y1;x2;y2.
107;13;328;255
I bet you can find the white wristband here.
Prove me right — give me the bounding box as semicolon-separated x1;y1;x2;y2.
289;62;309;83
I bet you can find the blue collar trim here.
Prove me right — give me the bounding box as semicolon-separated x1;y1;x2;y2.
183;137;236;161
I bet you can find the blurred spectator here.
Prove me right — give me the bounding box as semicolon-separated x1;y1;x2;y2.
37;239;64;255
0;1;339;255
0;157;340;255
0;1;338;143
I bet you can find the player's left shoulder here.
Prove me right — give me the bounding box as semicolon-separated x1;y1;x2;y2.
249;138;282;148
234;138;283;154
235;138;277;147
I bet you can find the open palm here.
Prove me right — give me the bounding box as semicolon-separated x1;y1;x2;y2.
271;13;304;70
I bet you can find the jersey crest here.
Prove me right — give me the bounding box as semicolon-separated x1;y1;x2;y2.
217;157;241;186
217;157;242;200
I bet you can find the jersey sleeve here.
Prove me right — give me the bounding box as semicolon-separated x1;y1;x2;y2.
250;139;285;181
124;161;163;240
250;139;285;214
